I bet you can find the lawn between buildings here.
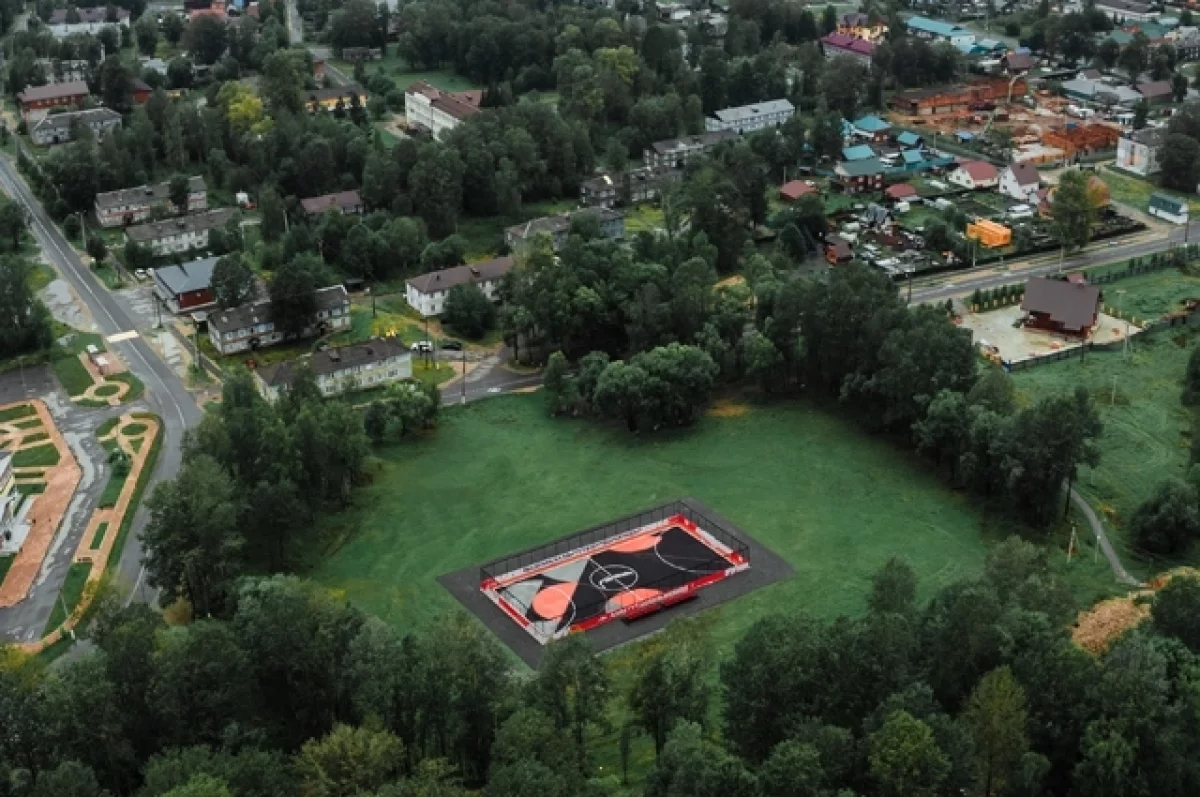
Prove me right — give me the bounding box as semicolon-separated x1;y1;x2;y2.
309;393;1111;661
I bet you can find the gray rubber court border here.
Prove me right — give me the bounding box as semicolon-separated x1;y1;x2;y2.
437;497;794;668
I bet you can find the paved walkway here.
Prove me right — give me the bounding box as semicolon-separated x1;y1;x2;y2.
1071;486;1142;587
0;400;81;607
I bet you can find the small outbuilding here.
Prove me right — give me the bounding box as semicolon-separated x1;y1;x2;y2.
884;183;918;201
779;180;819;202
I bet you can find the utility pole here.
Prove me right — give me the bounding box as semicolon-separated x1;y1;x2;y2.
1116;288;1128;358
460;346;466;405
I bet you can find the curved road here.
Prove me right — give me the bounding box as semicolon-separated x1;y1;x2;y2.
0;150;203;612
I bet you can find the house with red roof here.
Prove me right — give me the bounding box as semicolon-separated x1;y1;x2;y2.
779;180;818;201
821;32;876;66
884;183;918;201
948;160;999;190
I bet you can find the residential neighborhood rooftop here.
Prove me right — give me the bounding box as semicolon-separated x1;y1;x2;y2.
208;284;348;334
300;190;362;216
406;256;515;295
17;80;89;103
152;257;219;297
124;208;235;242
1022;276;1101;333
711;99;794;123
95;176;206;211
31;107;120;132
256;337;407;387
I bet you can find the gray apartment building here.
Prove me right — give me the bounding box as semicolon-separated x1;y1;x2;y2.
705;99;795;134
580;166;683;208
643;130;736;169
505;208;625;252
29;108;121;147
207;285;351;356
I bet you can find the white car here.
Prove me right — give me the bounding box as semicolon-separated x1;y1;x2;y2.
410;340;434;353
135;269;148;280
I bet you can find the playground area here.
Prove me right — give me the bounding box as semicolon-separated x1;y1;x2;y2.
961;305;1139;364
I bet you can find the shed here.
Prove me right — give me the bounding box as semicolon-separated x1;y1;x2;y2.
885;183;918;200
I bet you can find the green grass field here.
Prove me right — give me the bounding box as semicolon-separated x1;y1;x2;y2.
335;54;480;94
43;562;91;635
90;522;109;550
1013;323;1200;570
1097;269;1200;322
0;404;34;422
1098;167;1200;214
12;443;60;468
310;395;1014;656
50;354;94;397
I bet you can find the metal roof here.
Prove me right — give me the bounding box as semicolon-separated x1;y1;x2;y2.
711;99;794;123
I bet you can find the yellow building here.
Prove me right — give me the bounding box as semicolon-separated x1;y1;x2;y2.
966;219;1012;248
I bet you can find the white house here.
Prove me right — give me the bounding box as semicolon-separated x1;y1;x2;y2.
207;285;351;356
948;160;1000;190
403;81;482;138
1115;127;1163;176
998;162;1041;202
254;337;412;400
405;256;514;317
705;99;795;134
95;176;208;228
124;208;234;256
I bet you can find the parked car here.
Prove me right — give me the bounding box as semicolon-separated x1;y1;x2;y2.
410;340;434;353
441;340;464;351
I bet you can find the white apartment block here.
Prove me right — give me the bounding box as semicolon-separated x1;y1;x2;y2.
405;256;513;317
705;99;795;134
403;81;482;138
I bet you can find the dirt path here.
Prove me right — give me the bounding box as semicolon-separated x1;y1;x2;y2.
1071;487;1141;588
0;400;81;607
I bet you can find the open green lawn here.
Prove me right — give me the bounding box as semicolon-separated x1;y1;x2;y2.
1098;167;1200;214
1096;269;1200;322
50;354;94;397
336;53;480;93
43;562;91;635
310;395;1031;657
0;404;34;422
1013;323;1200;571
12;443;60;468
456;199;576;260
90;522;109;550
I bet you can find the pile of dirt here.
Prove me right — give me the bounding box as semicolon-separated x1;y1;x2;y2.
1072;568;1200;654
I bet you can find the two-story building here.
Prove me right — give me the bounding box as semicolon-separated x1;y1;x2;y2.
833;158;885;194
300;190;364;218
1116;126;1163;176
949;160;1000;190
403;81;483;138
34;58;89;84
580;166;683;208
821;32;876;66
643;130;736;169
998;162;1042;202
46;6;130;37
254;337;412;400
152;256;220;313
207;285;351;356
705;99;795;134
16;80;90;119
1095;0;1158;22
124;208;234;256
905;16;976;46
505;208;625;252
29;107;121;146
405;256;514;317
95;176;208;227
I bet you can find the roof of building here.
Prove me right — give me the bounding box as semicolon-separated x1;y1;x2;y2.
822;32;877;56
1061;78;1142;103
152;257;218;297
843;144;876;161
300;190;362;215
125;208;234;242
95;176;206;211
956;160;999;181
1004;52;1035;71
406;256;515;295
405;80;483;122
836;157;885;177
208;285;349;334
906;16;972;37
17;80;89;103
50;7;128;23
1005;161;1041;186
1096;0;1152;12
854;114;891;133
711;99;794;124
896;130;922;147
305;84;366;103
649;130;736;154
1125;126;1165;146
779;180;818;200
840;11;869;26
901;149;925;165
1150;192;1187;213
885;183;918;199
1137;80;1173;99
31;107;120;133
1021;276;1101;332
506;208;622;241
826;236;854;259
256;337;408;388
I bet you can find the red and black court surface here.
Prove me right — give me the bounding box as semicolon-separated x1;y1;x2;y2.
439;498;793;667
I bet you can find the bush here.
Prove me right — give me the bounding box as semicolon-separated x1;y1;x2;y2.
1130;478;1200;555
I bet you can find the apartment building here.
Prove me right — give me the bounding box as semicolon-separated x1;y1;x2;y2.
404;81;483;138
29;107;121;146
705;99;795;134
207;285;351;356
254;337;412;400
95;176;208;228
642;130;736;169
124;208;234;256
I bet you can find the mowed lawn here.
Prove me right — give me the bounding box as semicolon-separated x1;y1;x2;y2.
312;395;998;654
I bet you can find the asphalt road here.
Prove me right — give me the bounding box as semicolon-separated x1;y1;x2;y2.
0;149;202;613
911;222;1200;303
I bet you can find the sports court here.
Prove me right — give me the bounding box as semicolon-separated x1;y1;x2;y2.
440;498;792;666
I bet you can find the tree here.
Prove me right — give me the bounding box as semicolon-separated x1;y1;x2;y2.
1129;477;1200;554
1160;133;1200;193
629;626;710;756
142;455;245;617
135;12;159;55
868;557;918;615
0;200;27;251
1184;345;1200;405
258;187;286;243
1151;575;1200;652
185;16;229;65
543;351;578;416
99;56;133;112
526;635;609;771
1097;38;1120;70
295;724;404;797
964;666;1029;797
161;775;232;797
409;145;464;238
1174;71;1189;103
868;711;950;797
443;283;496;339
1119;33;1150;83
86;235;108;266
329;0;379;53
758;741;824;797
1049;170;1097;253
168;174;191;213
211;254;256;309
162;11;185;44
269;255;322;337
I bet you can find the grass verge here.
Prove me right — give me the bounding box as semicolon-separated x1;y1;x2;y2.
109;372;144;402
50;353;94;397
13;443;60;468
42;562;91;635
90;522;109;550
0;404;34;422
106;417;161;569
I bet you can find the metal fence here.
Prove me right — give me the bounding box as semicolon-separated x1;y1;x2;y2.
479;498;749;587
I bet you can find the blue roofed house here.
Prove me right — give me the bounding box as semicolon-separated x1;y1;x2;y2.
843;144;876;161
852;114;892;142
906;16;976;46
896;130;924;148
901;150;925;166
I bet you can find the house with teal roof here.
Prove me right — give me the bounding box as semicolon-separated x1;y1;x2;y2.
906;16;976;46
842;144;876;161
896;130;924;148
852;114;891;141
